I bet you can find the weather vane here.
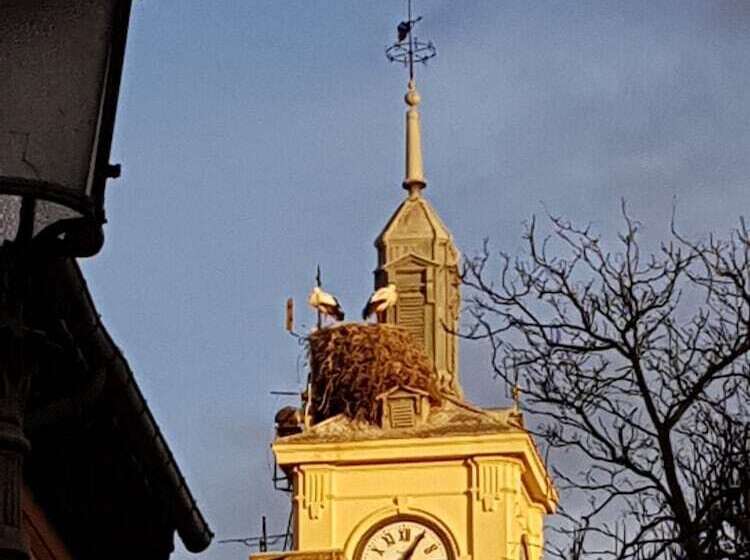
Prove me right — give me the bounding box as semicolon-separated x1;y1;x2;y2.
385;0;436;80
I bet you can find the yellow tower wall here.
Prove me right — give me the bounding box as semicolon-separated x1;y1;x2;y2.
276;432;556;560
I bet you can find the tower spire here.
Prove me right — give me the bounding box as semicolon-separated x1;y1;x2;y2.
404;79;425;195
386;0;436;196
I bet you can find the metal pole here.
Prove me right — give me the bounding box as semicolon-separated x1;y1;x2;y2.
259;515;267;552
407;0;414;80
283;507;293;551
0;243;41;560
315;265;322;329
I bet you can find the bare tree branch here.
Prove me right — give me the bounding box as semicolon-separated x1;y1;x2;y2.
462;211;750;559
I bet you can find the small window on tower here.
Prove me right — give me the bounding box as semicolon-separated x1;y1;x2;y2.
388;398;417;428
376;386;431;430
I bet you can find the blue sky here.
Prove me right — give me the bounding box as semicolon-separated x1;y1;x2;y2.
81;1;750;558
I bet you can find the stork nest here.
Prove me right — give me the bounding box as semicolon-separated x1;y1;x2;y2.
307;323;442;423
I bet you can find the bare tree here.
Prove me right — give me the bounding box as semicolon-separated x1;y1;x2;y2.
461;207;750;560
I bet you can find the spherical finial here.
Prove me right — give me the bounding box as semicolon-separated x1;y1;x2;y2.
405;79;421;107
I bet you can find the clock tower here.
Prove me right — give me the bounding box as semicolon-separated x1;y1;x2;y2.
254;6;557;560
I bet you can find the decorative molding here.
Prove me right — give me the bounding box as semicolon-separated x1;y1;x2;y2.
476;460;520;513
302;469;329;521
478;462;501;512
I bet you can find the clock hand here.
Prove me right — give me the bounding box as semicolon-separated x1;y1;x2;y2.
399;531;425;560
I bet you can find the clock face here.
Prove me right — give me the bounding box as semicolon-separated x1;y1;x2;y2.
355;517;452;560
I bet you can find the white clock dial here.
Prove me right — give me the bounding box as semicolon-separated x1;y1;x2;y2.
356;518;452;560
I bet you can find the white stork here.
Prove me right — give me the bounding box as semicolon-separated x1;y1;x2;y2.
308;286;345;322
362;283;398;321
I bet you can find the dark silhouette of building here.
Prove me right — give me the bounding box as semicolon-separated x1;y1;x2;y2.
0;2;213;558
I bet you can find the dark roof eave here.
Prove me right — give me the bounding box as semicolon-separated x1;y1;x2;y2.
59;257;213;553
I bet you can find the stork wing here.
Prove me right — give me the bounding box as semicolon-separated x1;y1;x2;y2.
370;285;391;303
317;290;338;308
322;296;345;321
362;299;374;320
363;285;392;319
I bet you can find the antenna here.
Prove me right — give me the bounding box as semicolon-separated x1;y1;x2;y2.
259;516;268;552
218;509;294;552
315;265;322;330
385;0;436;79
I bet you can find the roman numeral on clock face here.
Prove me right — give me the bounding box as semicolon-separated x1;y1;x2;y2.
382;532;396;546
359;519;450;560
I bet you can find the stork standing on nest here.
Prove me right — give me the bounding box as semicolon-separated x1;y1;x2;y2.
308;265;345;328
308;286;345;325
362;283;398;321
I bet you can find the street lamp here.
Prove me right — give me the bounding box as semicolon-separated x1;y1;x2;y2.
0;2;133;558
0;0;132;256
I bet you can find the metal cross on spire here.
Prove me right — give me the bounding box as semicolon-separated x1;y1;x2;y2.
385;0;436;80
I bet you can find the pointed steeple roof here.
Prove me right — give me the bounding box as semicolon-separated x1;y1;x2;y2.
374;194;456;262
375;79;455;257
